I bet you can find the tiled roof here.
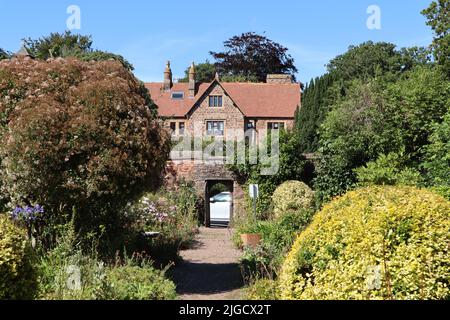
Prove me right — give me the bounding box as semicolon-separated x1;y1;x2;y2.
145;81;300;118
145;82;209;117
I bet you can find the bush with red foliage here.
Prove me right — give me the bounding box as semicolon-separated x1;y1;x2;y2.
0;57;170;248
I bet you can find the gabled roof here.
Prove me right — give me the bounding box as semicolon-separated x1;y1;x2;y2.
221;83;300;118
145;82;209;117
145;80;300;118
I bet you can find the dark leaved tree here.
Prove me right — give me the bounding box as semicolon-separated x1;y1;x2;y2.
210;32;298;82
295;73;337;153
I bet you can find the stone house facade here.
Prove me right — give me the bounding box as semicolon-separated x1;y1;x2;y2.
145;61;301;143
145;62;301;226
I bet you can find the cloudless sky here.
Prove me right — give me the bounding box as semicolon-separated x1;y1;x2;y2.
0;0;434;83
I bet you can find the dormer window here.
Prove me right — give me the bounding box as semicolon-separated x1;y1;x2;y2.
209;95;223;107
171;92;184;100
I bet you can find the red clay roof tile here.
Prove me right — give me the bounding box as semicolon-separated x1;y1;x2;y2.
145;81;300;118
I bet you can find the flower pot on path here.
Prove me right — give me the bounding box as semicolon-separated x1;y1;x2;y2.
240;233;261;249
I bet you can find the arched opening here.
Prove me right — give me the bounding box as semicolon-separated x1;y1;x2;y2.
204;180;234;228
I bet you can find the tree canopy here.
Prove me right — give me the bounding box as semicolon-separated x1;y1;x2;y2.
294;2;450;205
210;32;298;82
295;73;338;153
295;41;431;155
0;49;10;60
422;0;450;76
326;41;428;81
23;31;134;71
178;61;216;83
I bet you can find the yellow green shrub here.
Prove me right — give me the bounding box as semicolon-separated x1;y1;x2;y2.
246;279;280;300
0;215;37;299
272;181;314;218
279;186;450;300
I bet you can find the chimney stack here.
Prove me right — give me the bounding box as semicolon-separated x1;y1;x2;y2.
163;61;172;91
188;62;196;98
266;74;293;84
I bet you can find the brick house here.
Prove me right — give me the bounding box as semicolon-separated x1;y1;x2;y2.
145;62;301;142
145;61;302;226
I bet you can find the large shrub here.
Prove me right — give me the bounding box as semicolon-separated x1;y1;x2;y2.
355;151;422;187
0;57;170;247
124;183;199;266
272;181;314;218
314;66;449;204
0;215;37;299
279;186;450;300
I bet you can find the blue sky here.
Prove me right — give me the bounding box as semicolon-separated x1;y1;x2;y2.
0;0;434;83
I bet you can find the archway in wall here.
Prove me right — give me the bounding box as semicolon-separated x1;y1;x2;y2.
204;179;234;228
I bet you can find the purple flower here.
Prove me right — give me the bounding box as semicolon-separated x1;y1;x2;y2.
10;207;23;219
10;204;44;223
34;205;44;213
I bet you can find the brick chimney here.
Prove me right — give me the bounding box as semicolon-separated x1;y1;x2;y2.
188;62;196;98
266;74;293;84
163;61;172;91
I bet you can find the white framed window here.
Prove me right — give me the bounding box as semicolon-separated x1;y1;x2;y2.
209;95;223;107
206;121;224;136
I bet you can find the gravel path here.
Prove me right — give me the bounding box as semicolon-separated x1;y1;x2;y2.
171;227;244;300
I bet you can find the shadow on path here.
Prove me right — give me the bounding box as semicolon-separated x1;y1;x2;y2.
170;227;244;300
172;262;243;296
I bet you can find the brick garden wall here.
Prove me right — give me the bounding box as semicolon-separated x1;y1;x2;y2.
165;159;246;221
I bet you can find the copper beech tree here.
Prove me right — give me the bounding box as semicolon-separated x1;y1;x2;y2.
0;57;170;240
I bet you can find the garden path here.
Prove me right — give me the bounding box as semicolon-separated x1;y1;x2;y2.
171;227;244;300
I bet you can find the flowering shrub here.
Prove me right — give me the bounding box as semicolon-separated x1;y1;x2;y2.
10;205;44;224
125;183;200;265
9;204;46;247
272;181;314;218
0;57;170;248
279;186;450;300
0;215;37;299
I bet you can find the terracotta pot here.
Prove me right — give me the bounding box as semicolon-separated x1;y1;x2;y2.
241;233;261;248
